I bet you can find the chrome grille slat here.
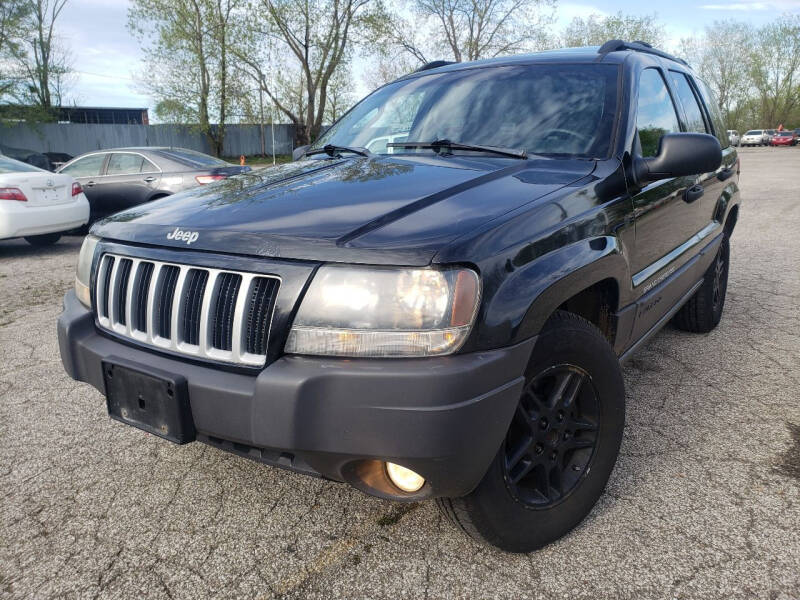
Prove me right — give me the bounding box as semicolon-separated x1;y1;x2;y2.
95;253;279;367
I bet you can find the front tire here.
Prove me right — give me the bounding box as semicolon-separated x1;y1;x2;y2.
673;234;730;333
24;233;61;246
437;311;625;553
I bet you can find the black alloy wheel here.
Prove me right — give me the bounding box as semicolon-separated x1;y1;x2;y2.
503;365;599;508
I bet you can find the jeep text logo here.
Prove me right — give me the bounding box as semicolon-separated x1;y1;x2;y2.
166;227;199;245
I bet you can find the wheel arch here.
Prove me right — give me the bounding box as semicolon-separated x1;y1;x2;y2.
476;236;629;351
146;191;172;202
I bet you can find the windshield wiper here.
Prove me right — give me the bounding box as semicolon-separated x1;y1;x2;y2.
306;144;373;158
387;139;527;159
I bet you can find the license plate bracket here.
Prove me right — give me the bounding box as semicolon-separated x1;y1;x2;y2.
102;360;195;444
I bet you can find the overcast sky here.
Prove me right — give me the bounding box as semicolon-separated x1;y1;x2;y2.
59;0;800;117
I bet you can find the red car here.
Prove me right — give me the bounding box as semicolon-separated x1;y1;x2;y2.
770;131;798;146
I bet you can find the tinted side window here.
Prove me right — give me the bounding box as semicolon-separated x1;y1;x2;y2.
669;71;708;134
636;69;680;157
693;78;729;148
60;154;106;177
107;153;145;175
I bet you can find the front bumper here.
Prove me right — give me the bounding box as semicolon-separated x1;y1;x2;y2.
58;290;534;499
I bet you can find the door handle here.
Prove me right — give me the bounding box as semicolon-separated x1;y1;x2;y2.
717;167;735;181
144;176;156;183
683;184;704;203
85;180;96;187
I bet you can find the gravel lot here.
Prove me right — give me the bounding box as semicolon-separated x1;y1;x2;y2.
1;147;799;599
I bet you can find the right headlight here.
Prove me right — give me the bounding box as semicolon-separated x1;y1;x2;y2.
284;265;480;358
75;235;100;308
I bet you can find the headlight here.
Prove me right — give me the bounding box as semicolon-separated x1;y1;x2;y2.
284;265;480;357
74;235;100;307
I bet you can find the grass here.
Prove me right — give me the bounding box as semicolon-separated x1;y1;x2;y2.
222;154;293;168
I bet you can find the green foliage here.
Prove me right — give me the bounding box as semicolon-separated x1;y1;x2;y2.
128;0;243;155
0;0;71;115
562;12;666;49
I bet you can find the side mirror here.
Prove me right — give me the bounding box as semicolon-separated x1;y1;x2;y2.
635;133;722;183
292;145;310;161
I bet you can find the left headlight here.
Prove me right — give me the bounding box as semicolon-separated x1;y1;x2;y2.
284;265;480;358
74;235;100;308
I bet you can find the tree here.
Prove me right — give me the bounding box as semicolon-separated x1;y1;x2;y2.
387;0;555;66
680;21;754;131
2;0;72;116
562;12;666;49
0;0;31;99
324;64;356;122
129;0;242;156
748;14;800;128
233;0;383;145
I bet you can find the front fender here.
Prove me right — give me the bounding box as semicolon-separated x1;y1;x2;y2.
473;236;630;350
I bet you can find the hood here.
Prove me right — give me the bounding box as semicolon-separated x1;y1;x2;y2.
92;155;595;266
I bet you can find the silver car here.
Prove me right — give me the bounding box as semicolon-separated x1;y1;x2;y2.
57;147;250;224
741;130;764;146
727;130;740;146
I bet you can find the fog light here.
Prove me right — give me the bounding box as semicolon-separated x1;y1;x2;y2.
385;462;425;493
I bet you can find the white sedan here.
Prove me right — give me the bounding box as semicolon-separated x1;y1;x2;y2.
0;155;89;246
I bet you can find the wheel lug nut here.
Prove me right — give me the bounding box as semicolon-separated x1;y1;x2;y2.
557;410;564;422
564;431;571;440
534;443;543;455
572;464;581;471
539;418;548;429
550;451;557;461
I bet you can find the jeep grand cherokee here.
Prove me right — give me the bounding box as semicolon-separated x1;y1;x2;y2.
58;40;740;553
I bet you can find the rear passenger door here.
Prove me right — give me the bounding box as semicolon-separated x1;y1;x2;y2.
629;68;699;281
666;70;722;241
102;153;162;214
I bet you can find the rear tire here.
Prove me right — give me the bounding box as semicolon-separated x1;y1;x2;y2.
24;233;61;246
672;235;729;333
437;311;625;553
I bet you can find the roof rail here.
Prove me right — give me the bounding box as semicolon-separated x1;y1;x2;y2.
597;40;689;66
415;60;455;73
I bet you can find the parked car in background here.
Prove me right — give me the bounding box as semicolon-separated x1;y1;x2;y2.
0;144;53;170
44;152;73;170
770;131;797;146
56;147;251;223
763;129;776;144
0;155;89;246
740;130;764;146
793;128;800;138
727;130;740;146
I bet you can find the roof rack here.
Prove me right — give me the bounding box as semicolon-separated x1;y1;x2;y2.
415;60;455;73
597;40;689;66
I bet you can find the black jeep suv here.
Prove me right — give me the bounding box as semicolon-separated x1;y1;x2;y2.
58;41;740;553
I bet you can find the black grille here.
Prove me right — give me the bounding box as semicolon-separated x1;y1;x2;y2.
96;253;279;366
245;277;279;355
211;273;241;351
181;269;208;345
99;255;114;318
131;262;154;332
115;259;133;325
155;265;180;339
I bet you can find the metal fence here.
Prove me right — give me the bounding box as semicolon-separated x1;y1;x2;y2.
0;122;296;157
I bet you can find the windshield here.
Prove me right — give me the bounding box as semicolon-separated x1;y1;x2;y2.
745;130;761;135
313;64;620;159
